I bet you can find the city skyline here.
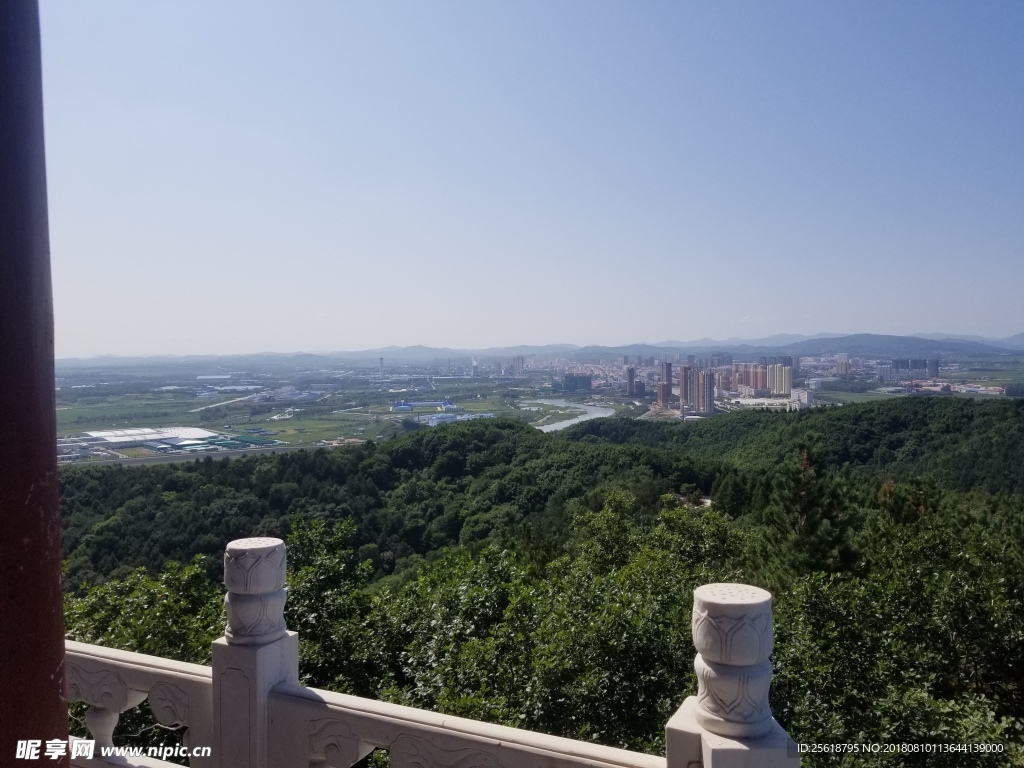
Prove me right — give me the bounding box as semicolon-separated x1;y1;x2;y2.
40;2;1024;357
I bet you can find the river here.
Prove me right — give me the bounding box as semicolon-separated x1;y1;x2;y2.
526;399;616;432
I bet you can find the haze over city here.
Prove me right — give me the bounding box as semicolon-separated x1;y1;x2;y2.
40;1;1024;358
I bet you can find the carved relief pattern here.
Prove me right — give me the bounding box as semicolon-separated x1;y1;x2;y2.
696;661;771;724
691;608;772;666
66;662;147;748
309;717;362;767
390;734;506;768
226;590;287;637
224;538;286;594
690;583;775;738
66;663;130;711
148;682;189;727
224;537;289;645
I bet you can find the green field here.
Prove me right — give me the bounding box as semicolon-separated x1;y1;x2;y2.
56;399;568;448
812;390;907;405
55;388;625;449
260;417;396;444
941;361;1024;387
56;393;210;436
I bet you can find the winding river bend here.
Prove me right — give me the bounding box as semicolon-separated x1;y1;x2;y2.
527;399;616;433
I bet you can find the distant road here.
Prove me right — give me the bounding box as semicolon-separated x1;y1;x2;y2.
188;394;258;412
74;444;338;468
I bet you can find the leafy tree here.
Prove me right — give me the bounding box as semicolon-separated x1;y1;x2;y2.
284;517;375;694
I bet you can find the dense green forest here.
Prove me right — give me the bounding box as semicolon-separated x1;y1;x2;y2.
62;399;1024;766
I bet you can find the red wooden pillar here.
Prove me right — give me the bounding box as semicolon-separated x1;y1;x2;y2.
0;1;69;765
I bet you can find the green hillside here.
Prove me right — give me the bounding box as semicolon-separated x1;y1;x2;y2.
565;398;1024;494
60;401;1024;766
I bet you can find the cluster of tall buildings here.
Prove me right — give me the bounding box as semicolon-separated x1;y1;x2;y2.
679;366;716;415
562;373;592;392
877;358;939;383
732;356;795;397
626;353;801;416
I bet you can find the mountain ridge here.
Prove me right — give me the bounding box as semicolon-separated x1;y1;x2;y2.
56;333;1021;369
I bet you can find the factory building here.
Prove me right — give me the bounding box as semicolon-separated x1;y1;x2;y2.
78;427;220;450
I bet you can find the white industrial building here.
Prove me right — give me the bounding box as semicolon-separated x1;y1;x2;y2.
78;427;219;449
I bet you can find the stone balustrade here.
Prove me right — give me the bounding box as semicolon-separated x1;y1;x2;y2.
65;640;214;767
67;538;799;768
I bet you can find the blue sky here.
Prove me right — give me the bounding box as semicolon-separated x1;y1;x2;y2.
40;1;1024;356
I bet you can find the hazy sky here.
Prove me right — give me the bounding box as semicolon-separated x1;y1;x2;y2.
40;1;1024;357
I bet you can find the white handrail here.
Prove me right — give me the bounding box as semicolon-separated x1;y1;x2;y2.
65;641;214;768
270;681;666;768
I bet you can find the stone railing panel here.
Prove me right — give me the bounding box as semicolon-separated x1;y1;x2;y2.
269;683;666;768
65;640;214;767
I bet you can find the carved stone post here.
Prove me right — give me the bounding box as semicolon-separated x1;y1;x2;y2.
666;583;799;768
213;538;299;768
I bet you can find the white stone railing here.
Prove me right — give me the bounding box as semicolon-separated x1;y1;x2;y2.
66;537;799;767
65;641;213;767
268;684;666;767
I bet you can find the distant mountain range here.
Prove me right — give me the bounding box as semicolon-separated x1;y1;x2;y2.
653;333;848;348
351;333;1019;360
56;332;1024;370
565;334;1015;360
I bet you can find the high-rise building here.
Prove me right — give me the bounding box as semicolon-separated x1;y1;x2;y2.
657;381;672;407
634;380;646;397
695;369;715;416
684;368;716;416
732;363;750;388
657;361;673;407
626;367;636;396
890;359;909;382
890;359;927;383
928;359;940;379
678;365;691;408
752;364;768;391
767;364;793;396
563;374;592;392
687;354;695;367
